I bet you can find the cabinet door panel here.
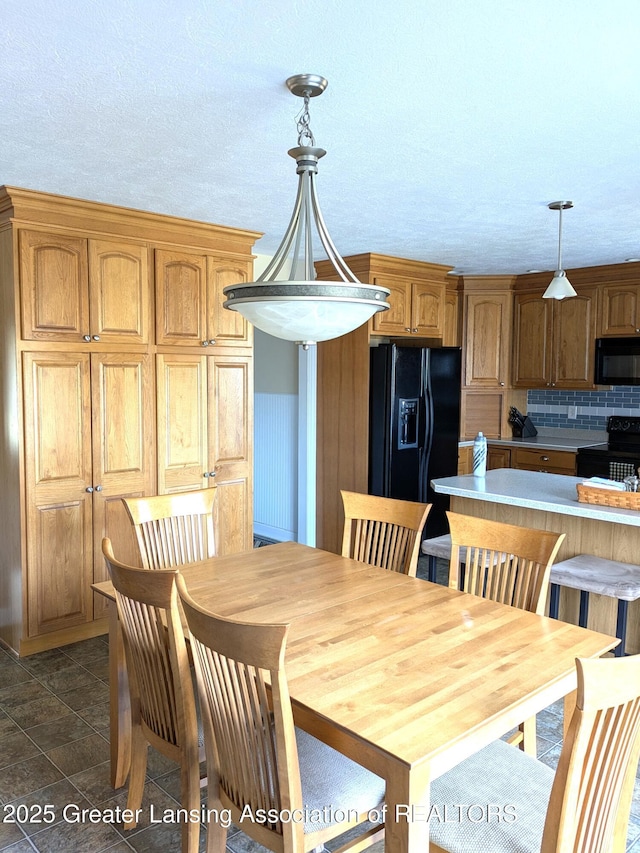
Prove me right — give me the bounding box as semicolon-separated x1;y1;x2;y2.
512;294;551;387
157;354;208;492
599;285;640;336
23;353;93;635
155;249;207;345
371;277;412;335
89;240;150;342
465;293;511;387
208;258;252;345
552;289;596;388
209;355;253;554
411;282;444;336
20;230;89;341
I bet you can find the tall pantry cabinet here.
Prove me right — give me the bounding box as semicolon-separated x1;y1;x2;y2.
0;187;260;656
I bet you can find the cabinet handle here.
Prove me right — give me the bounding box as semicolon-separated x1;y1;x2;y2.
95;485;103;492
203;472;210;478
404;327;411;332
636;328;640;333
209;339;216;346
541;456;549;462
201;340;209;347
209;471;216;478
92;335;100;341
86;486;94;493
412;327;418;333
499;381;505;386
83;335;91;342
551;382;556;387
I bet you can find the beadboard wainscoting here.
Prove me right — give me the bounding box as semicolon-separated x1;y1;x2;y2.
253;391;298;542
528;386;640;431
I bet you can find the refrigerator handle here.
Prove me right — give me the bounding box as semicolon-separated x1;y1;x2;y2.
418;353;434;503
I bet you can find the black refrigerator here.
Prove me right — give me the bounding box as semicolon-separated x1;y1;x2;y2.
369;343;462;540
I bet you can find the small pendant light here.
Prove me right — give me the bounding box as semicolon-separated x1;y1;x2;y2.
543;201;577;300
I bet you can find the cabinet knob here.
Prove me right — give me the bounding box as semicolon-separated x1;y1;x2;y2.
412;328;418;333
499;381;505;386
201;340;209;347
86;486;94;493
404;327;411;332
541;456;549;462
95;485;103;492
83;335;91;342
209;471;216;478
551;382;556;387
636;328;640;333
209;339;216;346
92;335;100;341
203;472;210;478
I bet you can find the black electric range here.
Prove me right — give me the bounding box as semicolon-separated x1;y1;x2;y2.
576;415;640;480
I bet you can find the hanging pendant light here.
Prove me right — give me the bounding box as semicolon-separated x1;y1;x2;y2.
223;74;390;348
543;201;577;300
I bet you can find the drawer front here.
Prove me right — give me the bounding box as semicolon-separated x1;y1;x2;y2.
512;448;575;474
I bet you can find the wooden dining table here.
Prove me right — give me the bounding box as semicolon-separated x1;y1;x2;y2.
93;540;618;853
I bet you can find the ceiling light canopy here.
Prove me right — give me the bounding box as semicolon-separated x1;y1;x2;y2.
223;74;390;348
543;201;577;300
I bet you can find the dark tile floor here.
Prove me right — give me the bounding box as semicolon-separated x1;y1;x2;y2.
0;555;638;852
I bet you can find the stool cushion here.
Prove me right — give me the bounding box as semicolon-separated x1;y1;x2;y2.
421;534;452;559
550;554;640;602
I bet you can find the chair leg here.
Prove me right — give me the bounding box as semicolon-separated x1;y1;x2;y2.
180;754;203;853
549;583;560;619
205;797;229;853
124;725;149;828
428;555;437;583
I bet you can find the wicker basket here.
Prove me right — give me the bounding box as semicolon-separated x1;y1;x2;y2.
576;483;640;509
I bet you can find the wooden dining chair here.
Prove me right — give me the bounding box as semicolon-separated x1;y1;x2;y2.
102;538;205;853
341;489;431;577
176;574;386;853
428;653;640;853
123;489;216;569
447;511;566;755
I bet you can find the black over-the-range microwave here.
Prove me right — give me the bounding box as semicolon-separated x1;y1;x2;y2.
594;337;640;385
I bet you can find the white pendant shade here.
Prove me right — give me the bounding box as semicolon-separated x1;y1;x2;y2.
542;270;577;300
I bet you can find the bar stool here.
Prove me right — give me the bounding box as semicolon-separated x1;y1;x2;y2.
549;554;640;656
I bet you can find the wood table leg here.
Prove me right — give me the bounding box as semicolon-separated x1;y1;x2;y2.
108;601;131;788
384;762;431;853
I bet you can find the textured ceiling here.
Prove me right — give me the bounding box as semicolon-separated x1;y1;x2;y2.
2;0;640;276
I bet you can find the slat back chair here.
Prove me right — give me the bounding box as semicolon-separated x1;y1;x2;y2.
447;511;565;616
341;490;431;577
102;538;205;853
123;489;216;570
429;653;640;853
447;511;565;755
176;574;386;853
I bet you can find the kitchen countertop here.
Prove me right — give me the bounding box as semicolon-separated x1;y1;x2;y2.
459;430;607;452
432;468;640;527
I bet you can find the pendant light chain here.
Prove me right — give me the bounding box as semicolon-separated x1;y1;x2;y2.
296;91;316;147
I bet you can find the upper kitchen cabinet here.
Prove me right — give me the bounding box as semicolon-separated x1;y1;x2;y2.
155;249;253;347
463;285;513;387
20;230;150;343
599;282;640;336
512;285;597;389
314;252;453;340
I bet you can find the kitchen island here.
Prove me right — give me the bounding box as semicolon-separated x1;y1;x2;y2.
432;468;640;653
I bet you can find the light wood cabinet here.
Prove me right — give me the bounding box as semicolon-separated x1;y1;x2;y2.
598;283;640;336
23;352;154;635
371;277;444;337
511;447;575;475
0;186;260;655
512;287;597;389
156;352;254;555
156;249;252;347
443;287;461;347
463;291;512;387
487;446;512;470
20;230;150;343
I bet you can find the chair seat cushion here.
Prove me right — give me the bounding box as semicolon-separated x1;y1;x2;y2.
428;739;554;853
550;554;640;601
296;727;385;833
421;534;453;559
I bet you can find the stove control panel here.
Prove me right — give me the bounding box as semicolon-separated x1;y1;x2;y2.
607;416;640;434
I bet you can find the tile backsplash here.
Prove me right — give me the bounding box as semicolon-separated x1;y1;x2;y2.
527;387;640;431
